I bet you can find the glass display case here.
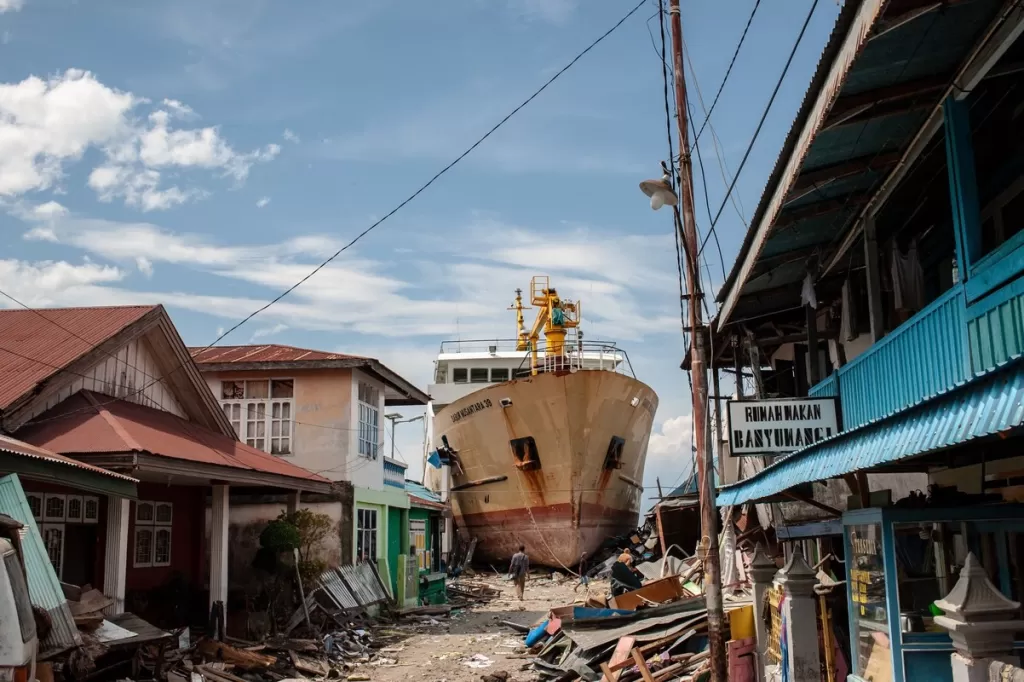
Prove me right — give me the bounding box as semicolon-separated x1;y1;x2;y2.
843;505;1024;682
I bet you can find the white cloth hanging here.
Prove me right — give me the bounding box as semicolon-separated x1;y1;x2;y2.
892;239;925;312
840;279;856;341
800;272;818;309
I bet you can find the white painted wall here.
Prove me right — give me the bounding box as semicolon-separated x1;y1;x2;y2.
24;336;186;422
202;369;357;483
348;369;386;492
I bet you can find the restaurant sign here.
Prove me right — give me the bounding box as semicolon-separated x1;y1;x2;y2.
727;397;840;456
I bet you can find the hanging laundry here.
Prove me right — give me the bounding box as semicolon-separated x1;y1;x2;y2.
800;272;818;309
840;279;857;341
891;238;925;312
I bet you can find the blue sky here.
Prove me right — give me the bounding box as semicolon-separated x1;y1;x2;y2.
0;0;840;510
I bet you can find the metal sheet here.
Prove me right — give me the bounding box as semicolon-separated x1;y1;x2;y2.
318;569;359;611
338;563;389;607
717;355;1024;506
0;473;82;654
563;610;708;652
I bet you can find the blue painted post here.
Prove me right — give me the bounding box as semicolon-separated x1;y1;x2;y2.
943;96;982;277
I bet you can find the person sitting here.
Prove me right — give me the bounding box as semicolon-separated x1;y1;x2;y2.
610;552;643;597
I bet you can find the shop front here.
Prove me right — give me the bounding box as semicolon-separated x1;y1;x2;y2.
843;505;1024;682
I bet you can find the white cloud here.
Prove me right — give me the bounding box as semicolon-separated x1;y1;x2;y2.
0;70;135;196
283;129;300;143
0;69;279;209
0;0;24;13
161;99;196;119
0;259;125;308
88;165;201;211
15;212;683;340
249;323;287;342
256;196;270;208
135;256;154;277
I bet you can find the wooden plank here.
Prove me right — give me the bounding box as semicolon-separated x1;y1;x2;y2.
602;636;636;682
631;648;656;682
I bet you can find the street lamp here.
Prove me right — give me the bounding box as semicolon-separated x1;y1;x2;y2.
639;162;678;211
385;413;424;460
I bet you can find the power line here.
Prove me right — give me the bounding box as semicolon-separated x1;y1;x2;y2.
692;0;762;146
18;0;649;428
699;0;821;256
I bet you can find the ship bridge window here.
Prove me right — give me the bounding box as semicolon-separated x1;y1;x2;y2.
470;368;490;383
510;436;541;471
491;368;509;382
604;436;625;470
513;369;532;379
453;368;468;383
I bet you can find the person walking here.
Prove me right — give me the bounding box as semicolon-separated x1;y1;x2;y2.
509;545;529;601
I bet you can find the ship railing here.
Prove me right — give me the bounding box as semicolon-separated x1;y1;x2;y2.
438;339;526;354
514;341;636;378
437;337;621;355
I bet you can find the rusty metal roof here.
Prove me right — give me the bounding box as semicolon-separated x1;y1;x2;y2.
190;344;431;407
0;306;157;409
717;0;1006;324
0;433;138;483
17;390;332;490
189;344;366;364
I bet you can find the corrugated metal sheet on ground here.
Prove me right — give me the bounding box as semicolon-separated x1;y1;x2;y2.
717;356;1024;506
0;473;82;654
563;607;707;652
318;569;359;610
319;563;389;609
340;563;389;605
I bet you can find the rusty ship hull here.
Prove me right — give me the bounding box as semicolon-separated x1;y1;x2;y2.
434;369;657;568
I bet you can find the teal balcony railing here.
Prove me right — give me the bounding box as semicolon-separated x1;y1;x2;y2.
810;285;970;431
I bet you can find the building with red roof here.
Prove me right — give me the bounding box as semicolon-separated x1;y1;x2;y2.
0;305;333;631
190;343;430;596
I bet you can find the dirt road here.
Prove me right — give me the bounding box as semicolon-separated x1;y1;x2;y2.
363;573;603;682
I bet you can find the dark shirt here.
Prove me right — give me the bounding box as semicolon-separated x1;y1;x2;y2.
611;561;643;596
510;551;529;578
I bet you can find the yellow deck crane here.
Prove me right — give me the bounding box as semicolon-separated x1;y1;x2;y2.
509;276;580;375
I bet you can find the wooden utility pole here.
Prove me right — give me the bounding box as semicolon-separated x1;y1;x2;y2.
668;1;728;678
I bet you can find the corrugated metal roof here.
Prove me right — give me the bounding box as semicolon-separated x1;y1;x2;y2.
0;433;137;483
405;480;444;509
0;474;81;655
190;344;365;364
0;306;156;409
716;356;1024;506
717;0;1005;323
17;390;332;489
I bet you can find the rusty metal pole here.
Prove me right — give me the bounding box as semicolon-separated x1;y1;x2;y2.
667;1;728;679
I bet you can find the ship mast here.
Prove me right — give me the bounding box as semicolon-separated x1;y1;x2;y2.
512;277;580;374
510;288;531;351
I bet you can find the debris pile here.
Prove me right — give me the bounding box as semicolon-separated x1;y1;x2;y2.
515;528;757;682
162;626;390;682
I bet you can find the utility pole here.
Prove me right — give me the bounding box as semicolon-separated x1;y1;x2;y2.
667;1;728;678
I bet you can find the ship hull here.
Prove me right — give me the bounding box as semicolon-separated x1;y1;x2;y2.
434;369;658;568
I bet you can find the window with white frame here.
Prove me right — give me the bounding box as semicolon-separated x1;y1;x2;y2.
220;379;294;455
357;382;380;459
25;492;99;579
356;507;378;562
134;501;173;568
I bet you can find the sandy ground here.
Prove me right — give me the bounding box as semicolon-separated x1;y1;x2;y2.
360;573;605;682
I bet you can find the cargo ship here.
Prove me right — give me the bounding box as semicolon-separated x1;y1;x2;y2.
425;276;658;568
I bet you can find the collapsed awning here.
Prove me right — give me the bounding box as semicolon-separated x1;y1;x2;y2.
717;356;1024;506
